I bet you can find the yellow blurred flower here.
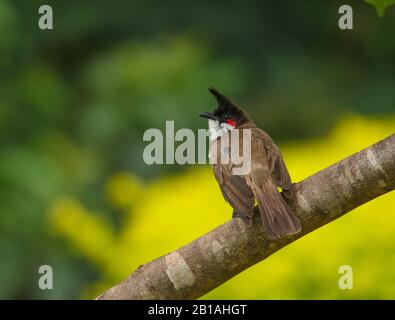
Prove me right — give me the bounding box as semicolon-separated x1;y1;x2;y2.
105;172;143;210
47;197;115;269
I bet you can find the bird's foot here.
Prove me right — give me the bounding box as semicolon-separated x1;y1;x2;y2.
232;210;253;226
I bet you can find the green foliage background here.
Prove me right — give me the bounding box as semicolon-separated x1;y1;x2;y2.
367;0;395;16
0;0;394;299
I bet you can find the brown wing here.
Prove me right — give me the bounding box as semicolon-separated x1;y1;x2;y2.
270;151;293;199
213;164;255;224
252;128;293;199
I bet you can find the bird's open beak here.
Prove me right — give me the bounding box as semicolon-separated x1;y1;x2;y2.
199;112;218;121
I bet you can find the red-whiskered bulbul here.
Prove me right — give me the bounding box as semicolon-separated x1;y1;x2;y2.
199;88;302;239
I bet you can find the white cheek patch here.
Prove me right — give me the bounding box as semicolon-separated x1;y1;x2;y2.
222;122;235;131
207;120;235;142
208;119;218;130
208;120;220;141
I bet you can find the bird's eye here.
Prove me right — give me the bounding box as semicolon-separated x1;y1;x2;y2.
223;114;229;119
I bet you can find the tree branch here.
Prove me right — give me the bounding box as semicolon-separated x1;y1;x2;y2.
97;134;395;300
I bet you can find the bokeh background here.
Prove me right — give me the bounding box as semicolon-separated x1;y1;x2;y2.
0;0;394;299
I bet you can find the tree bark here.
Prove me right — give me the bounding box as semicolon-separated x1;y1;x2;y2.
97;134;395;300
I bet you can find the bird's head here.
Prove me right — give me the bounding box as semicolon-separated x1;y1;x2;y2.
199;88;250;131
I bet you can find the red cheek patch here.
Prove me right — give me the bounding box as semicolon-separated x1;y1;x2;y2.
226;119;236;127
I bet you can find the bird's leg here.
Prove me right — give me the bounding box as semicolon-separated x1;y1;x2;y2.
232;210;253;226
281;183;296;200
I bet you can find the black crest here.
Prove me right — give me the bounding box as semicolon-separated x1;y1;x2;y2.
209;87;235;115
208;87;250;126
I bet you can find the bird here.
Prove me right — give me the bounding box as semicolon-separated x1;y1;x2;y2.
199;87;302;239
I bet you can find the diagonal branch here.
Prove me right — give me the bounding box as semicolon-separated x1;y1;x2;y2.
97;134;395;300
